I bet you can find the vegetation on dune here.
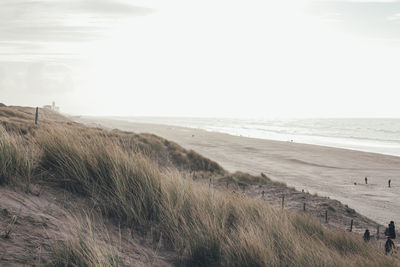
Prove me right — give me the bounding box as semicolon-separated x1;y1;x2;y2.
108;129;225;173
0;106;399;266
39;128;163;226
219;171;287;189
50;214;123;267
0;107;31;121
26;128;400;265
0;127;35;185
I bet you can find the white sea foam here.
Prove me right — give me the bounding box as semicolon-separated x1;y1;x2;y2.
115;117;400;157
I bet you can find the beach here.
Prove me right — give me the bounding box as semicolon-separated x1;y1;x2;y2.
76;116;400;225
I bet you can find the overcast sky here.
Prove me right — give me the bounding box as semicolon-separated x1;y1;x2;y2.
1;0;400;118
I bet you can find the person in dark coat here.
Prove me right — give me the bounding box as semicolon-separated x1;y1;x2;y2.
384;221;396;239
385;238;395;255
363;229;370;242
389;221;396;239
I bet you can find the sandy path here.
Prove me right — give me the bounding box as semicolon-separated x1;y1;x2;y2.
75;117;400;225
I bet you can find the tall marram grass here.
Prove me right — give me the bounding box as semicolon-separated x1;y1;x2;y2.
0;126;35;185
39;128;161;226
50;214;123;267
36;126;399;266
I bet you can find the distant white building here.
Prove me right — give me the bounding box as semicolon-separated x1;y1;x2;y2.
43;101;60;112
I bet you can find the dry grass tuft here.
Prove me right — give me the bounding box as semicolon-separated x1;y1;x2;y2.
219;171;286;189
0;126;36;185
50;214;124;267
3;215;17;239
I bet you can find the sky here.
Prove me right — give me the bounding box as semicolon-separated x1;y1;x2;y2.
1;0;400;118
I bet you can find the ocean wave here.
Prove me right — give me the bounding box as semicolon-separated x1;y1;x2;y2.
120;116;400;156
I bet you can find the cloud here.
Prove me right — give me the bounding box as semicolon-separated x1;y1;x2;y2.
0;67;4;88
25;62;74;94
70;0;153;15
0;0;153;58
0;0;154;106
316;0;400;2
387;13;400;20
0;61;74;97
0;0;153;40
307;0;400;40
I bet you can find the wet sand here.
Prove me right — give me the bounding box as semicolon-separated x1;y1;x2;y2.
75;116;400;225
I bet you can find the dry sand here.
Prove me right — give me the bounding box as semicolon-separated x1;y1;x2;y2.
0;185;173;266
75;116;400;226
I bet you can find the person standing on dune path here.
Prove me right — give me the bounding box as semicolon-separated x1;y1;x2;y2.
389;221;396;239
385;238;395;255
363;229;370;242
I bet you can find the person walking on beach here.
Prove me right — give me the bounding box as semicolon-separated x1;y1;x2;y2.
363;229;370;242
365;176;368;184
389;179;391;188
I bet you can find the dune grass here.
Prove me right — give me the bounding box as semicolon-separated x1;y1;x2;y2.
34;126;399;266
0;106;399;266
107;129;225;174
218;171;287;189
0;126;35;185
50;214;123;267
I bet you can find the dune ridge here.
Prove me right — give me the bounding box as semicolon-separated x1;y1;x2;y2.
0;105;399;266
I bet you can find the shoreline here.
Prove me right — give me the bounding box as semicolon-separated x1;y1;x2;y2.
83;115;400;158
75;116;400;225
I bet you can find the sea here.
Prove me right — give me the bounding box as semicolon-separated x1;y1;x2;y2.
115;117;400;157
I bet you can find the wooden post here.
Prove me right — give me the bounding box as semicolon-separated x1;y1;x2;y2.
325;210;328;223
34;107;39;125
350;219;353;232
281;195;285;209
209;178;211;188
377;225;380;240
303;203;306;211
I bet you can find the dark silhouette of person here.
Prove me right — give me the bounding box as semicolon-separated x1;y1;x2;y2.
365;176;368;184
363;229;370;242
389;179;391;188
385;221;396;239
385;238;395;255
389;221;396;239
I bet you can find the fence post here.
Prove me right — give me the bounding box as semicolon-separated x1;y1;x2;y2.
35;107;39;124
325;210;328;223
303;203;306;211
350;219;353;232
281;195;285;209
376;225;380;240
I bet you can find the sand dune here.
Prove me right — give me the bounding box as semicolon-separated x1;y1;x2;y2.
76;116;400;225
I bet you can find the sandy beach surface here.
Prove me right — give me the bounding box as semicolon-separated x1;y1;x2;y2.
75;116;400;225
